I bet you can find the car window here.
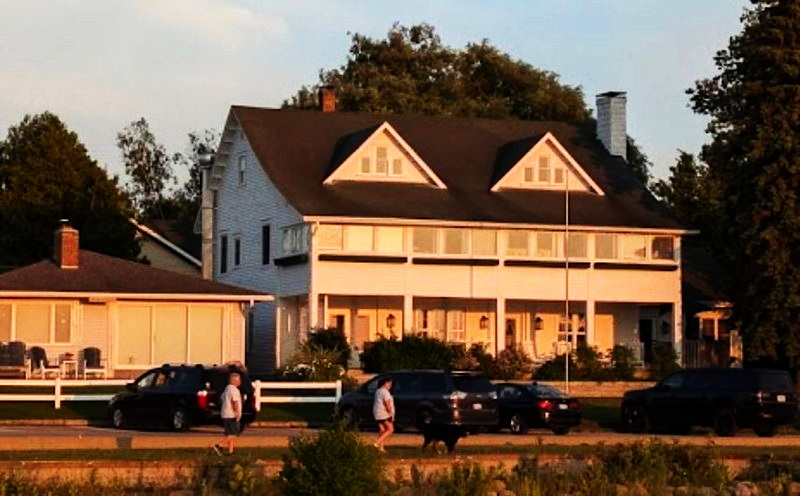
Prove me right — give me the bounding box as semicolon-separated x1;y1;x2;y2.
394;374;421;394
420;373;446;392
172;370;202;392
526;384;568;398
660;372;685;390
498;385;522;400
682;372;712;390
759;372;794;392
364;376;382;395
452;374;493;392
136;371;157;389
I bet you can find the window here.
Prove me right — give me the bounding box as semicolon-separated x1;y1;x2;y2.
344;225;373;252
360;157;370;174
506;231;529;256
234;238;241;266
237;156;246;185
595;233;617;259
0;304;10;341
392;158;403;175
535;231;559;258
442;228;468;255
538;156;550;182
12;303;72;344
415;309;445;340
220;235;228;273
282;225;308;256
566;233;587;258
446;309;466;342
375;147;388;174
553;166;565;184
523;167;534;183
374;226;404;254
413;227;437;254
261;225;270;264
472;230;497;256
317;224;343;251
652;236;675;260
622;235;647;260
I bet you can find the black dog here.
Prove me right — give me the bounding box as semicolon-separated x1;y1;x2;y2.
422;424;464;453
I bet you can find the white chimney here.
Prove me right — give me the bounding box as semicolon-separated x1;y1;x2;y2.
596;91;627;160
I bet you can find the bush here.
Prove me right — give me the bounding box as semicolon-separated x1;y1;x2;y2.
281;343;345;382
533;353;574;381
573;342;608;381
650;342;681;380
307;328;351;369
360;336;463;372
278;423;385;496
610;344;636;380
493;346;534;380
533;344;638;382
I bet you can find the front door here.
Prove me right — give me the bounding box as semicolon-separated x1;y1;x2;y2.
352;315;370;351
639;319;653;364
505;319;517;349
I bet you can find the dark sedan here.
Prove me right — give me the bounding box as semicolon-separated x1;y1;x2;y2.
494;382;581;435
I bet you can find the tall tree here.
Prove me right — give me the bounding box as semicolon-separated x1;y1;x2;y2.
116;118;175;219
689;0;800;366
652;151;713;235
0;112;139;268
169;129;220;225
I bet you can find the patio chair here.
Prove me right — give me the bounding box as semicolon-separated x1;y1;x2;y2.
81;347;107;379
29;346;60;379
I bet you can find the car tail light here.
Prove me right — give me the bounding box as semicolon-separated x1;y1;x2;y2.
569;399;581;410
537;399;553;411
197;390;209;409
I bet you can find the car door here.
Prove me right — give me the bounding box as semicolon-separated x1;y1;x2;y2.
497;384;526;427
139;369;175;424
126;370;158;423
648;371;686;427
391;372;423;426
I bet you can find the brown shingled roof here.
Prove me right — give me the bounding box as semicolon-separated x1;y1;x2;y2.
231;107;684;230
0;250;265;297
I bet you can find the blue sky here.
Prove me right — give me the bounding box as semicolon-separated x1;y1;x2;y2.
0;0;749;184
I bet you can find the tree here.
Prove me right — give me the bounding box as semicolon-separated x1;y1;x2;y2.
168;129;219;225
0;112;139;268
285;23;590;123
652;151;713;234
688;0;800;366
116;118;175;219
626;136;653;188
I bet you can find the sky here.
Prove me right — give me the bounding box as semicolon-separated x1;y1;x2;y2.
0;0;750;186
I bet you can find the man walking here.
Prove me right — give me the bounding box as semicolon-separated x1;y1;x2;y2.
213;372;242;455
373;376;394;452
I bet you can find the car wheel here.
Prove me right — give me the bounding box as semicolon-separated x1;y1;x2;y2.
340;407;359;431
624;405;650;434
111;407;126;429
753;419;776;438
169;407;189;432
551;425;570;435
415;409;433;432
712;408;737;437
509;414;528;435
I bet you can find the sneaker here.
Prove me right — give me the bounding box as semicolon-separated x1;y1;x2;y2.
212;444;223;456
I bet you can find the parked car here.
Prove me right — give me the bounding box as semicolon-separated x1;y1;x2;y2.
336;370;498;433
620;368;798;437
494;382;581;435
109;364;257;431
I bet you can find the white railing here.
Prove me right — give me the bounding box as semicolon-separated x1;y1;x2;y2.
0;378;343;410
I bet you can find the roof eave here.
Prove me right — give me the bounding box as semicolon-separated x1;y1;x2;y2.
0;291;273;302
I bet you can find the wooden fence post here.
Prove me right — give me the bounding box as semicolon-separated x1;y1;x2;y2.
253;380;261;412
54;376;61;410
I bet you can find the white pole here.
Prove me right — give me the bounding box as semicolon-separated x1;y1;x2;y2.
54;376;61;410
253;380;262;412
564;166;570;393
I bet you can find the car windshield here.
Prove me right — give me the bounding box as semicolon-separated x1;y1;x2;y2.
526;384;568;398
452;374;493;392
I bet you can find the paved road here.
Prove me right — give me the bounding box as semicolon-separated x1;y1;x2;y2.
4;425;800;450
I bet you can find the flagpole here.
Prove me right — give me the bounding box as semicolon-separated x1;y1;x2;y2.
564;166;570;393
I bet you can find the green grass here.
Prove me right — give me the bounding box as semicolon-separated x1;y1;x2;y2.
257;403;334;424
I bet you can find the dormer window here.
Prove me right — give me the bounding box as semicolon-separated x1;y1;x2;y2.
359;146;405;177
538;157;550;182
376;147;388;174
237;156;246;186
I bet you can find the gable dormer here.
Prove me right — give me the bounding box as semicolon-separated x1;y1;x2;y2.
324;121;446;188
491;132;604;195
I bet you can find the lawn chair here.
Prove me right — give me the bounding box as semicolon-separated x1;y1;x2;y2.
29;346;60;379
81;347;107;379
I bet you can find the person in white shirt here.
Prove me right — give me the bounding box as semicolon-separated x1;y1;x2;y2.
373;377;394;452
213;372;242;455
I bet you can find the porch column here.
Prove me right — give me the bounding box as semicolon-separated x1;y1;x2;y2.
673;300;683;364
403;294;413;338
308;292;319;331
322;294;329;329
274;301;283;369
495;298;506;355
585;299;595;346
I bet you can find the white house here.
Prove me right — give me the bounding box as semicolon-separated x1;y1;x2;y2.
206;91;691;373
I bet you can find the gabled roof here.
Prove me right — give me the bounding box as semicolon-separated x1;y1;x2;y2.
0;250;268;300
226;106;683;230
134;219;201;266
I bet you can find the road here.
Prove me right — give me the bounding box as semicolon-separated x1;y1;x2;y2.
3;425;800;450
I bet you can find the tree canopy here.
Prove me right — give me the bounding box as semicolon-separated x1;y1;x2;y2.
689;0;800;365
0;112;139;268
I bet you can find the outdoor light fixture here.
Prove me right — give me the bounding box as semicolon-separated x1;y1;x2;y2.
534;316;544;331
386;314;396;329
479;315;489;330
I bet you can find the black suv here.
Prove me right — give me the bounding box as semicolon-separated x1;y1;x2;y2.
109;364;257;431
621;368;797;437
336;370;498;433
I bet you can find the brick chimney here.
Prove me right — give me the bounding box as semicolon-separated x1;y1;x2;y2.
54;220;79;269
596;91;627;160
319;86;336;112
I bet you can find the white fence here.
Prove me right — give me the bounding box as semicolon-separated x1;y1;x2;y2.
0;378;343;410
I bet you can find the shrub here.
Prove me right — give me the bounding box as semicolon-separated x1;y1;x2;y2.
610;344;636;380
493;346;534;380
281;343;345;382
650;342;681;380
534;344;638;382
278;423;385;496
307;328;351;369
532;353;574;381
573;342;608;381
360;336;462;372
